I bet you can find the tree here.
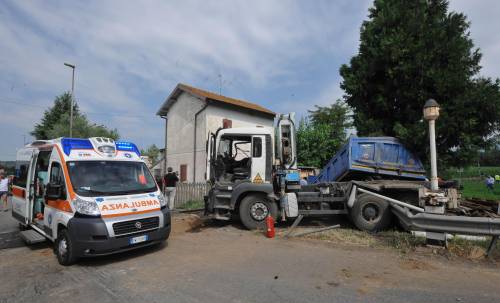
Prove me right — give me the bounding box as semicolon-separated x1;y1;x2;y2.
297;101;352;167
340;0;500;167
31;92;79;139
140;144;160;164
32;92;119;140
46;113;119;140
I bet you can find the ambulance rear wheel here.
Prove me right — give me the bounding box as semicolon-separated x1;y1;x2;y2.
55;229;78;266
239;194;278;230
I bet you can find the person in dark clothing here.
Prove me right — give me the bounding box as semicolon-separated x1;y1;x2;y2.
164;167;179;209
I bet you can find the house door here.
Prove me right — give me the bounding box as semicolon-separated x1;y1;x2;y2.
180;164;187;182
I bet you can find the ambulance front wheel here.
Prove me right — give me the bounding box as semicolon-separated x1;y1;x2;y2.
55;229;78;266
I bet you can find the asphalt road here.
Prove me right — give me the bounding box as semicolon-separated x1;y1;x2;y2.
1;213;499;303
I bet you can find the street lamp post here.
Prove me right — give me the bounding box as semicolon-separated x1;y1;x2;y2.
64;62;75;138
423;99;441;191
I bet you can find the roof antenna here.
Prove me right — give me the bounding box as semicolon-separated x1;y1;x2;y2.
218;73;223;95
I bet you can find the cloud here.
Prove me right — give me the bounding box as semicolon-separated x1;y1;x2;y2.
0;0;498;160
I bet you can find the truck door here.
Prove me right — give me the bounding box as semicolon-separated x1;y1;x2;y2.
251;135;266;183
205;132;215;181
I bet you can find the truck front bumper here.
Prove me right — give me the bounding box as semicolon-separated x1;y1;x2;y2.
67;207;171;258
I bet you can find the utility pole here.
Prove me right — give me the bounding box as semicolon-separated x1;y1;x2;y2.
218;73;222;95
64;62;76;138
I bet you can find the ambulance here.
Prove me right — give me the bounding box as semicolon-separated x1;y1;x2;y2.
11;137;171;265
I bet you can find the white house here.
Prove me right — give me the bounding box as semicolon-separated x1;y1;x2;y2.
156;83;275;182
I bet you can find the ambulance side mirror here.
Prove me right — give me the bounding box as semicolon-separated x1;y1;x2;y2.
45;183;64;200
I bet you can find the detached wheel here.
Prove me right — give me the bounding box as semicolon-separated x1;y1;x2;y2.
350;193;392;232
239;194;278;230
55;229;78;266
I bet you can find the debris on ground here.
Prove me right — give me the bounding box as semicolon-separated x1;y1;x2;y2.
452;199;500;218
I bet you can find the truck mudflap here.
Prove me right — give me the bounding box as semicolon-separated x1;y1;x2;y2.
391;204;500;236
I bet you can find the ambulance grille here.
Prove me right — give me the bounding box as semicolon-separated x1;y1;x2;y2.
113;217;159;236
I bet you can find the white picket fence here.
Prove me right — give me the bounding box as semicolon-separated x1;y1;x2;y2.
172;182;210;208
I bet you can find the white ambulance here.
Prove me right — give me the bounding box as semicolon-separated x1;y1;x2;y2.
11;137;170;265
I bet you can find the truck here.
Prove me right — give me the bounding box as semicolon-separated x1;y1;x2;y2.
11;137;171;265
204;113;500;242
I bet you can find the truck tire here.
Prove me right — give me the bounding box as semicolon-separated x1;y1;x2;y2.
239;194;278;230
55;229;78;266
350;193;392;232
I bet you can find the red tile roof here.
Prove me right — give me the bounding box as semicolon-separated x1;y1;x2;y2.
157;83;275;116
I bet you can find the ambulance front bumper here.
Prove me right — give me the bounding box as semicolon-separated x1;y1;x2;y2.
67;207;171;257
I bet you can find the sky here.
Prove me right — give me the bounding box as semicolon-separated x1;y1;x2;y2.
1;0;499;160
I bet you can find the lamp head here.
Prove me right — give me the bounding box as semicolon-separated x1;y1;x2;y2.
423;99;440;120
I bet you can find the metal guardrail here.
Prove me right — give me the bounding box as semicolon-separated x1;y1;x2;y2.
391;204;500;236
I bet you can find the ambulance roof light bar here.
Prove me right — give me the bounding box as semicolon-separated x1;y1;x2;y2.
61;138;93;155
61;138;141;157
115;141;141;156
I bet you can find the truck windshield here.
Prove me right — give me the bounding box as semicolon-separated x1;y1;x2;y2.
67;161;157;197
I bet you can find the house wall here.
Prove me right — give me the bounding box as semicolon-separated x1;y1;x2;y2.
205;105;274;133
166;92;206;182
166;93;275;182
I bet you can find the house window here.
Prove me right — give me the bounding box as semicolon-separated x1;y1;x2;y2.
223;119;232;129
180;164;187;182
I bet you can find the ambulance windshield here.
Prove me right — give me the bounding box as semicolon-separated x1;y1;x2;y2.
67;161;157;197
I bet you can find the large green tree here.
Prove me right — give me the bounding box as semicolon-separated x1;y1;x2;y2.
340;0;500;167
46;113;119;140
32;92;119;140
297;101;352;168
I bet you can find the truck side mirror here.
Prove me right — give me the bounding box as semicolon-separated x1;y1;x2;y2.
45;183;64;200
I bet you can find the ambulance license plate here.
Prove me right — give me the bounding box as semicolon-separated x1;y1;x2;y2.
129;235;148;245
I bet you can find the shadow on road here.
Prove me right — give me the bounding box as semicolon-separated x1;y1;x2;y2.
76;241;169;267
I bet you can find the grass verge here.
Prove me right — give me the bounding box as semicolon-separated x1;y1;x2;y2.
296;227;500;260
443;166;500;179
460;180;500;201
178;200;204;210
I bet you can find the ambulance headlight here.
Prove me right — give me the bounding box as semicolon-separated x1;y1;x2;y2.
73;197;101;216
158;194;167;209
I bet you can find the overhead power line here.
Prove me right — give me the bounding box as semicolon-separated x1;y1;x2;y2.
0;98;154;119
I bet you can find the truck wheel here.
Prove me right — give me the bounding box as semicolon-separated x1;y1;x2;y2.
350;193;392;232
55;229;78;266
239;194;278;230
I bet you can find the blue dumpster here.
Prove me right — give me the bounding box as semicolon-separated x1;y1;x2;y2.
313;137;426;183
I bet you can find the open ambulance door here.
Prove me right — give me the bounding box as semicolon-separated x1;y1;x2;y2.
11;148;38;224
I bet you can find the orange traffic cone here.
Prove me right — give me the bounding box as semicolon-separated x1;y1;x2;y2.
266;215;275;238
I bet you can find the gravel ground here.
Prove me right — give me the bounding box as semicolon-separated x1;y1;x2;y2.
1;213;499;303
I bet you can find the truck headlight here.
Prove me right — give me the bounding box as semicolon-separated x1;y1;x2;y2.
158;194;167;208
73;197;101;216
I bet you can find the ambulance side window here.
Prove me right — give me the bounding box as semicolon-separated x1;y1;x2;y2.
49;162;66;197
13;161;29;188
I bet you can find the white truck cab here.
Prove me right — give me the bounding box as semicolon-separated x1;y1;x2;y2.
11;137;170;265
